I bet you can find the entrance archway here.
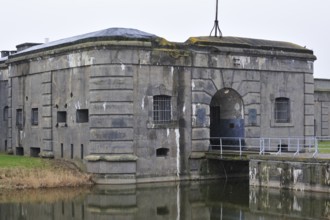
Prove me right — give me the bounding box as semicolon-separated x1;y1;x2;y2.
210;88;244;146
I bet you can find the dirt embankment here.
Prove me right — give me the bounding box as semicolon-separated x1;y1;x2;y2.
0;159;93;189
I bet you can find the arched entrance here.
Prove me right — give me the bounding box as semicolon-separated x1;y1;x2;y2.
210;88;244;147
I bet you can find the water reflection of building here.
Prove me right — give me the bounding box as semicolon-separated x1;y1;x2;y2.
1;181;329;219
0;27;329;184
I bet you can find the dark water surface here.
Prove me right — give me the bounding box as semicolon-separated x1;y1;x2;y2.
0;179;329;219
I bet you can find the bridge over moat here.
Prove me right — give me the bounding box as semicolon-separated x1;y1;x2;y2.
206;136;329;160
204;136;330;193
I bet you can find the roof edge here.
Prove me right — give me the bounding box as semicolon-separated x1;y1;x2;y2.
186;36;314;55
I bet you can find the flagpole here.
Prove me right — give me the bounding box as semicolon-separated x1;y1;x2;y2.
210;0;222;37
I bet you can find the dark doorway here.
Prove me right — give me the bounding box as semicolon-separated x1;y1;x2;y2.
210;88;244;148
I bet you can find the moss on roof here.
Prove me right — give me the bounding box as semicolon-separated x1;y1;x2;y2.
9;27;315;60
186;36;314;54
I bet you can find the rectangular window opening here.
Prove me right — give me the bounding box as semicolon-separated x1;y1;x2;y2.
61;143;64;158
76;109;89;123
57;111;67;123
153;95;172;124
31;108;38;125
71;144;74;159
3;106;8;121
16;109;23;127
156;148;169;157
16;147;24;156
274;98;290;123
30;147;40;157
81;144;84;159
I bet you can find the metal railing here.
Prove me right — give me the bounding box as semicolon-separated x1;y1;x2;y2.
209;136;330;158
209;137;262;157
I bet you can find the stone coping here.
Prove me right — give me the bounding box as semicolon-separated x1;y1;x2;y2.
85;154;138;162
249;154;330;163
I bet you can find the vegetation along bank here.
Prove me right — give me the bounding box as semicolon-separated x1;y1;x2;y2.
0;154;93;189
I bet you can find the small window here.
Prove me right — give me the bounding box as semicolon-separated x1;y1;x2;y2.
16;109;23;126
76;109;89;123
30;147;40;157
275;97;290;123
57;111;67;123
153;95;171;124
16;147;24;156
156;148;169;157
3;106;8;121
31;108;38;125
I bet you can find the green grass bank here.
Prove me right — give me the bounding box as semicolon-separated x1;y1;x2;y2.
0;154;93;189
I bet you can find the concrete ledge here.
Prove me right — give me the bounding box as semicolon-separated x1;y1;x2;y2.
250;156;330;193
85;154;138;162
93;174;137;184
86;155;137;175
249;154;329;163
87;206;138;215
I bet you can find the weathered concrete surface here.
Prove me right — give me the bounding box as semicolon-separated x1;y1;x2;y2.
0;27;324;184
250;155;330;192
314;78;330;137
0;63;8;152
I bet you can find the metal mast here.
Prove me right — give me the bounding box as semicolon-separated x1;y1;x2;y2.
210;0;222;37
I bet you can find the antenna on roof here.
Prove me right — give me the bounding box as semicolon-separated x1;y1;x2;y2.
210;0;222;37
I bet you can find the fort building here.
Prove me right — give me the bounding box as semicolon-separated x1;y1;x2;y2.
0;27;327;184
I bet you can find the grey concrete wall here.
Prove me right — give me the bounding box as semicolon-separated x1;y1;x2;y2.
191;49;313;152
133;64;192;181
250;156;330;193
260;72;305;138
0;64;9;153
52;67;90;159
3;36;319;183
0;80;8;152
10;71;53;156
314;79;330;137
11;76;24;153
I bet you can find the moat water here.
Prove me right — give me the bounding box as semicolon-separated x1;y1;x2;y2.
0;179;329;220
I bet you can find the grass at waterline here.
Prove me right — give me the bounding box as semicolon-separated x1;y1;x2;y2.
0;154;93;189
318;141;330;154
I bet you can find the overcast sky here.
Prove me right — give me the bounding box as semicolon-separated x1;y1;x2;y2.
1;0;329;79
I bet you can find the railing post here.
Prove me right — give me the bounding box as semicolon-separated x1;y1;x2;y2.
259;138;265;155
313;137;318;158
294;139;300;157
288;138;291;151
239;138;242;156
220;138;222;156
